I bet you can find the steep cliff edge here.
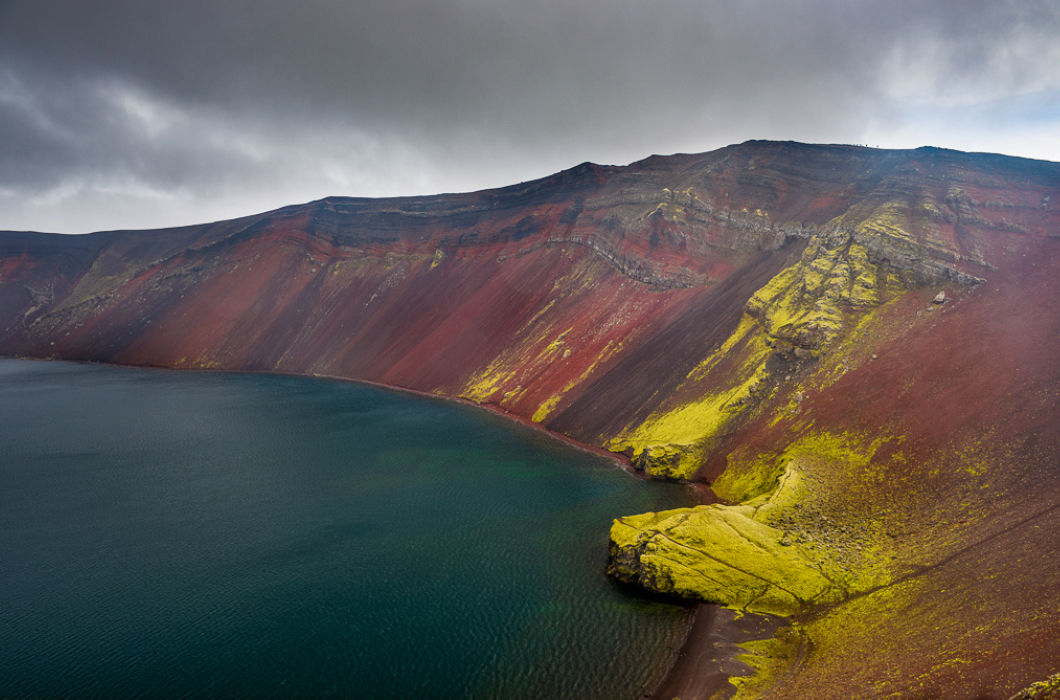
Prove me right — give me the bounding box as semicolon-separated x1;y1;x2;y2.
1;141;1057;698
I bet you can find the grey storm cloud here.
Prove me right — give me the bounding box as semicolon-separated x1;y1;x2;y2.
1;0;1057;232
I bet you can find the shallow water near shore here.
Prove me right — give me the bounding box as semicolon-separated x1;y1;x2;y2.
0;359;695;698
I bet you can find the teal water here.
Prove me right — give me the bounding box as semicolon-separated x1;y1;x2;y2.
0;359;695;699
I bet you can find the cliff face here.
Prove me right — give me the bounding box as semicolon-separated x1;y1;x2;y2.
2;140;1058;698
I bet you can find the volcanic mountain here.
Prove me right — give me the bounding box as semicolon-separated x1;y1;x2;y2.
2;140;1058;698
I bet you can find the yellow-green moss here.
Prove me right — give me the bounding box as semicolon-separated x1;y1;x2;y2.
428;248;445;270
607;229;897;479
614;359;766;449
854;200;912;242
782;431;885;473
687;315;759;381
610;503;845;615
711;449;785;503
543;327;572;355
461;359;517;403
747;461;810;523
1010;672;1060;700
745;265;801;316
461;323;573;404
531;339;622;423
606;328;770;478
745;232;883;355
608;384;756;478
729;624;805;698
609;431;899;615
800;577;925;681
531;395;561;423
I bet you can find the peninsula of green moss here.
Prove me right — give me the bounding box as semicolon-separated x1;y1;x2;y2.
607;431;898;615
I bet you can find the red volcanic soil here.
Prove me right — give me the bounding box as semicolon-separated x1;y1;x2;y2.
0;140;1057;698
690;229;1060;698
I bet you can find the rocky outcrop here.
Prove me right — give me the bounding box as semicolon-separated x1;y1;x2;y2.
1009;673;1060;700
608;433;894;615
603;227;904;478
609;502;844;616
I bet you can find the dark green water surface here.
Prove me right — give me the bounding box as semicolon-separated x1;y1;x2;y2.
0;359;695;698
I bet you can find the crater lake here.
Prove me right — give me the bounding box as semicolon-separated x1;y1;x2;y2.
0;359;695;698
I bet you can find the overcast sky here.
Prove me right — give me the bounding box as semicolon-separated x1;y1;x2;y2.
1;0;1057;233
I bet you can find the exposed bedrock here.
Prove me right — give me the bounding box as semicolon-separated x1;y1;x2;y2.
603;189;996;481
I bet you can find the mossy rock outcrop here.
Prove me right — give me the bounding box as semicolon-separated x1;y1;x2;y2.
608;502;844;615
1009;673;1060;700
607;434;896;616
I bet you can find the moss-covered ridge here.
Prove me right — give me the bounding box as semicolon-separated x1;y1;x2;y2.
1009;672;1060;700
604;184;993;480
611;221;1060;697
605;223;917;479
607;432;895;615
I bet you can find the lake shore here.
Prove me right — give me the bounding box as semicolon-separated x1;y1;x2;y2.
313;373;774;700
647;604;783;700
12;358;756;698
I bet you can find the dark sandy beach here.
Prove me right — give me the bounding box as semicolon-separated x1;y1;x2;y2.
650;604;783;700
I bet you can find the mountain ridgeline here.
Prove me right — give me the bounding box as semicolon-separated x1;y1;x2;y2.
2;141;1058;698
